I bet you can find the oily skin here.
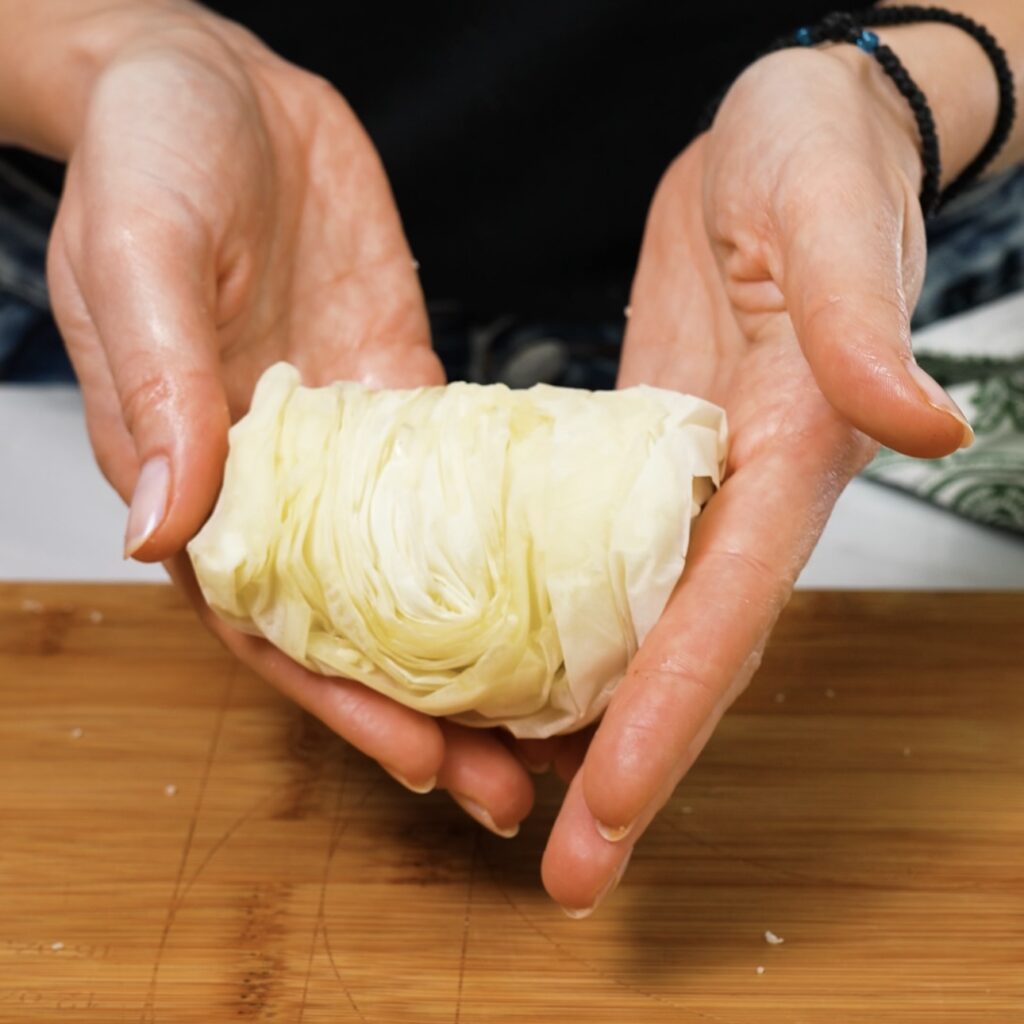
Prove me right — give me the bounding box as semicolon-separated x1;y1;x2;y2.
42;8;535;834
3;0;1018;911
542;46;966;913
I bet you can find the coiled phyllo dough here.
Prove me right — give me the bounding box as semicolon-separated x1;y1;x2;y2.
188;363;727;738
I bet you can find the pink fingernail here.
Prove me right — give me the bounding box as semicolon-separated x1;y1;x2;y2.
561;850;633;920
906;362;975;449
383;766;436;795
451;793;519;839
124;456;171;557
596;819;634;843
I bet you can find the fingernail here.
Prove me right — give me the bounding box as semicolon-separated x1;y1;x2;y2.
906;362;974;449
596;819;634;843
561;850;633;920
124;456;171;557
451;792;519;839
383;766;436;795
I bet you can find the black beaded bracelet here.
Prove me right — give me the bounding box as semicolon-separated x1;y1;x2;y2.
701;6;1017;217
854;6;1016;208
784;12;944;215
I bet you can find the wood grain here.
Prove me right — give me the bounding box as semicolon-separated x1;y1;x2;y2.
0;584;1022;1023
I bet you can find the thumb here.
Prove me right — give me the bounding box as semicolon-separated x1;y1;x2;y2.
69;212;230;562
781;175;972;458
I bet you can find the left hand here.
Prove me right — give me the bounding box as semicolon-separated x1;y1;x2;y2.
540;44;973;915
44;5;535;838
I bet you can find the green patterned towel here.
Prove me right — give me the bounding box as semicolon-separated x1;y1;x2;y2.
864;291;1024;534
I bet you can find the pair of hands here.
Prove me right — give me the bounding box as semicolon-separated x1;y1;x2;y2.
48;5;970;915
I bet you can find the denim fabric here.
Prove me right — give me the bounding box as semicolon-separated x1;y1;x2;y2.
0;159;73;382
913;167;1024;329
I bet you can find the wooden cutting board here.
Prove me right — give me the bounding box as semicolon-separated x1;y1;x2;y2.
1;583;1022;1023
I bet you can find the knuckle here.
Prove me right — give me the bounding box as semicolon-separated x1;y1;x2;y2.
803;287;909;339
295;69;356;123
116;362;218;442
709;546;784;591
117;364;175;437
303;70;339;101
641;660;721;706
706;546;799;619
613;712;682;775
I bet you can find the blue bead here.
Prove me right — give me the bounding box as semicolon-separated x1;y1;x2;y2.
856;29;879;52
795;26;813;46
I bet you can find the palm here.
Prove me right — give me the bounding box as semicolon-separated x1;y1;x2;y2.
47;26;533;832
540;136;886;911
622;136;874;470
200;68;440;402
541;44;972;914
49;38;438;474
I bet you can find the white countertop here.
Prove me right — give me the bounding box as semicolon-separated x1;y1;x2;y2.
2;306;1023;587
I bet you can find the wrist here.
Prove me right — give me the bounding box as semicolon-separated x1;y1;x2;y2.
828;42;927;192
831;6;1021;194
872;21;1000;191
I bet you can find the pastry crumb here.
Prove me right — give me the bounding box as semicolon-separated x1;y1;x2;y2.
69;727;83;740
755;965;765;975
87;610;104;624
51;941;64;952
164;784;178;797
20;599;43;613
764;930;785;945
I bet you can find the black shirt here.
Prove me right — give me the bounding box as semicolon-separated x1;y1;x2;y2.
6;0;860;318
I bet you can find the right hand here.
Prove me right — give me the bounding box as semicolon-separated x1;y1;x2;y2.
539;39;978;913
44;2;535;835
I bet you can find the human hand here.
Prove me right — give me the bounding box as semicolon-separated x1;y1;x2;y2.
540;44;975;914
44;3;534;833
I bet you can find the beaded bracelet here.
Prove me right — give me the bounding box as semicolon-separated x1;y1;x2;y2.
853;6;1016;208
783;12;944;214
701;6;1017;217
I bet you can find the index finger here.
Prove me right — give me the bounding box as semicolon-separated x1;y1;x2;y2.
541;409;866;912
